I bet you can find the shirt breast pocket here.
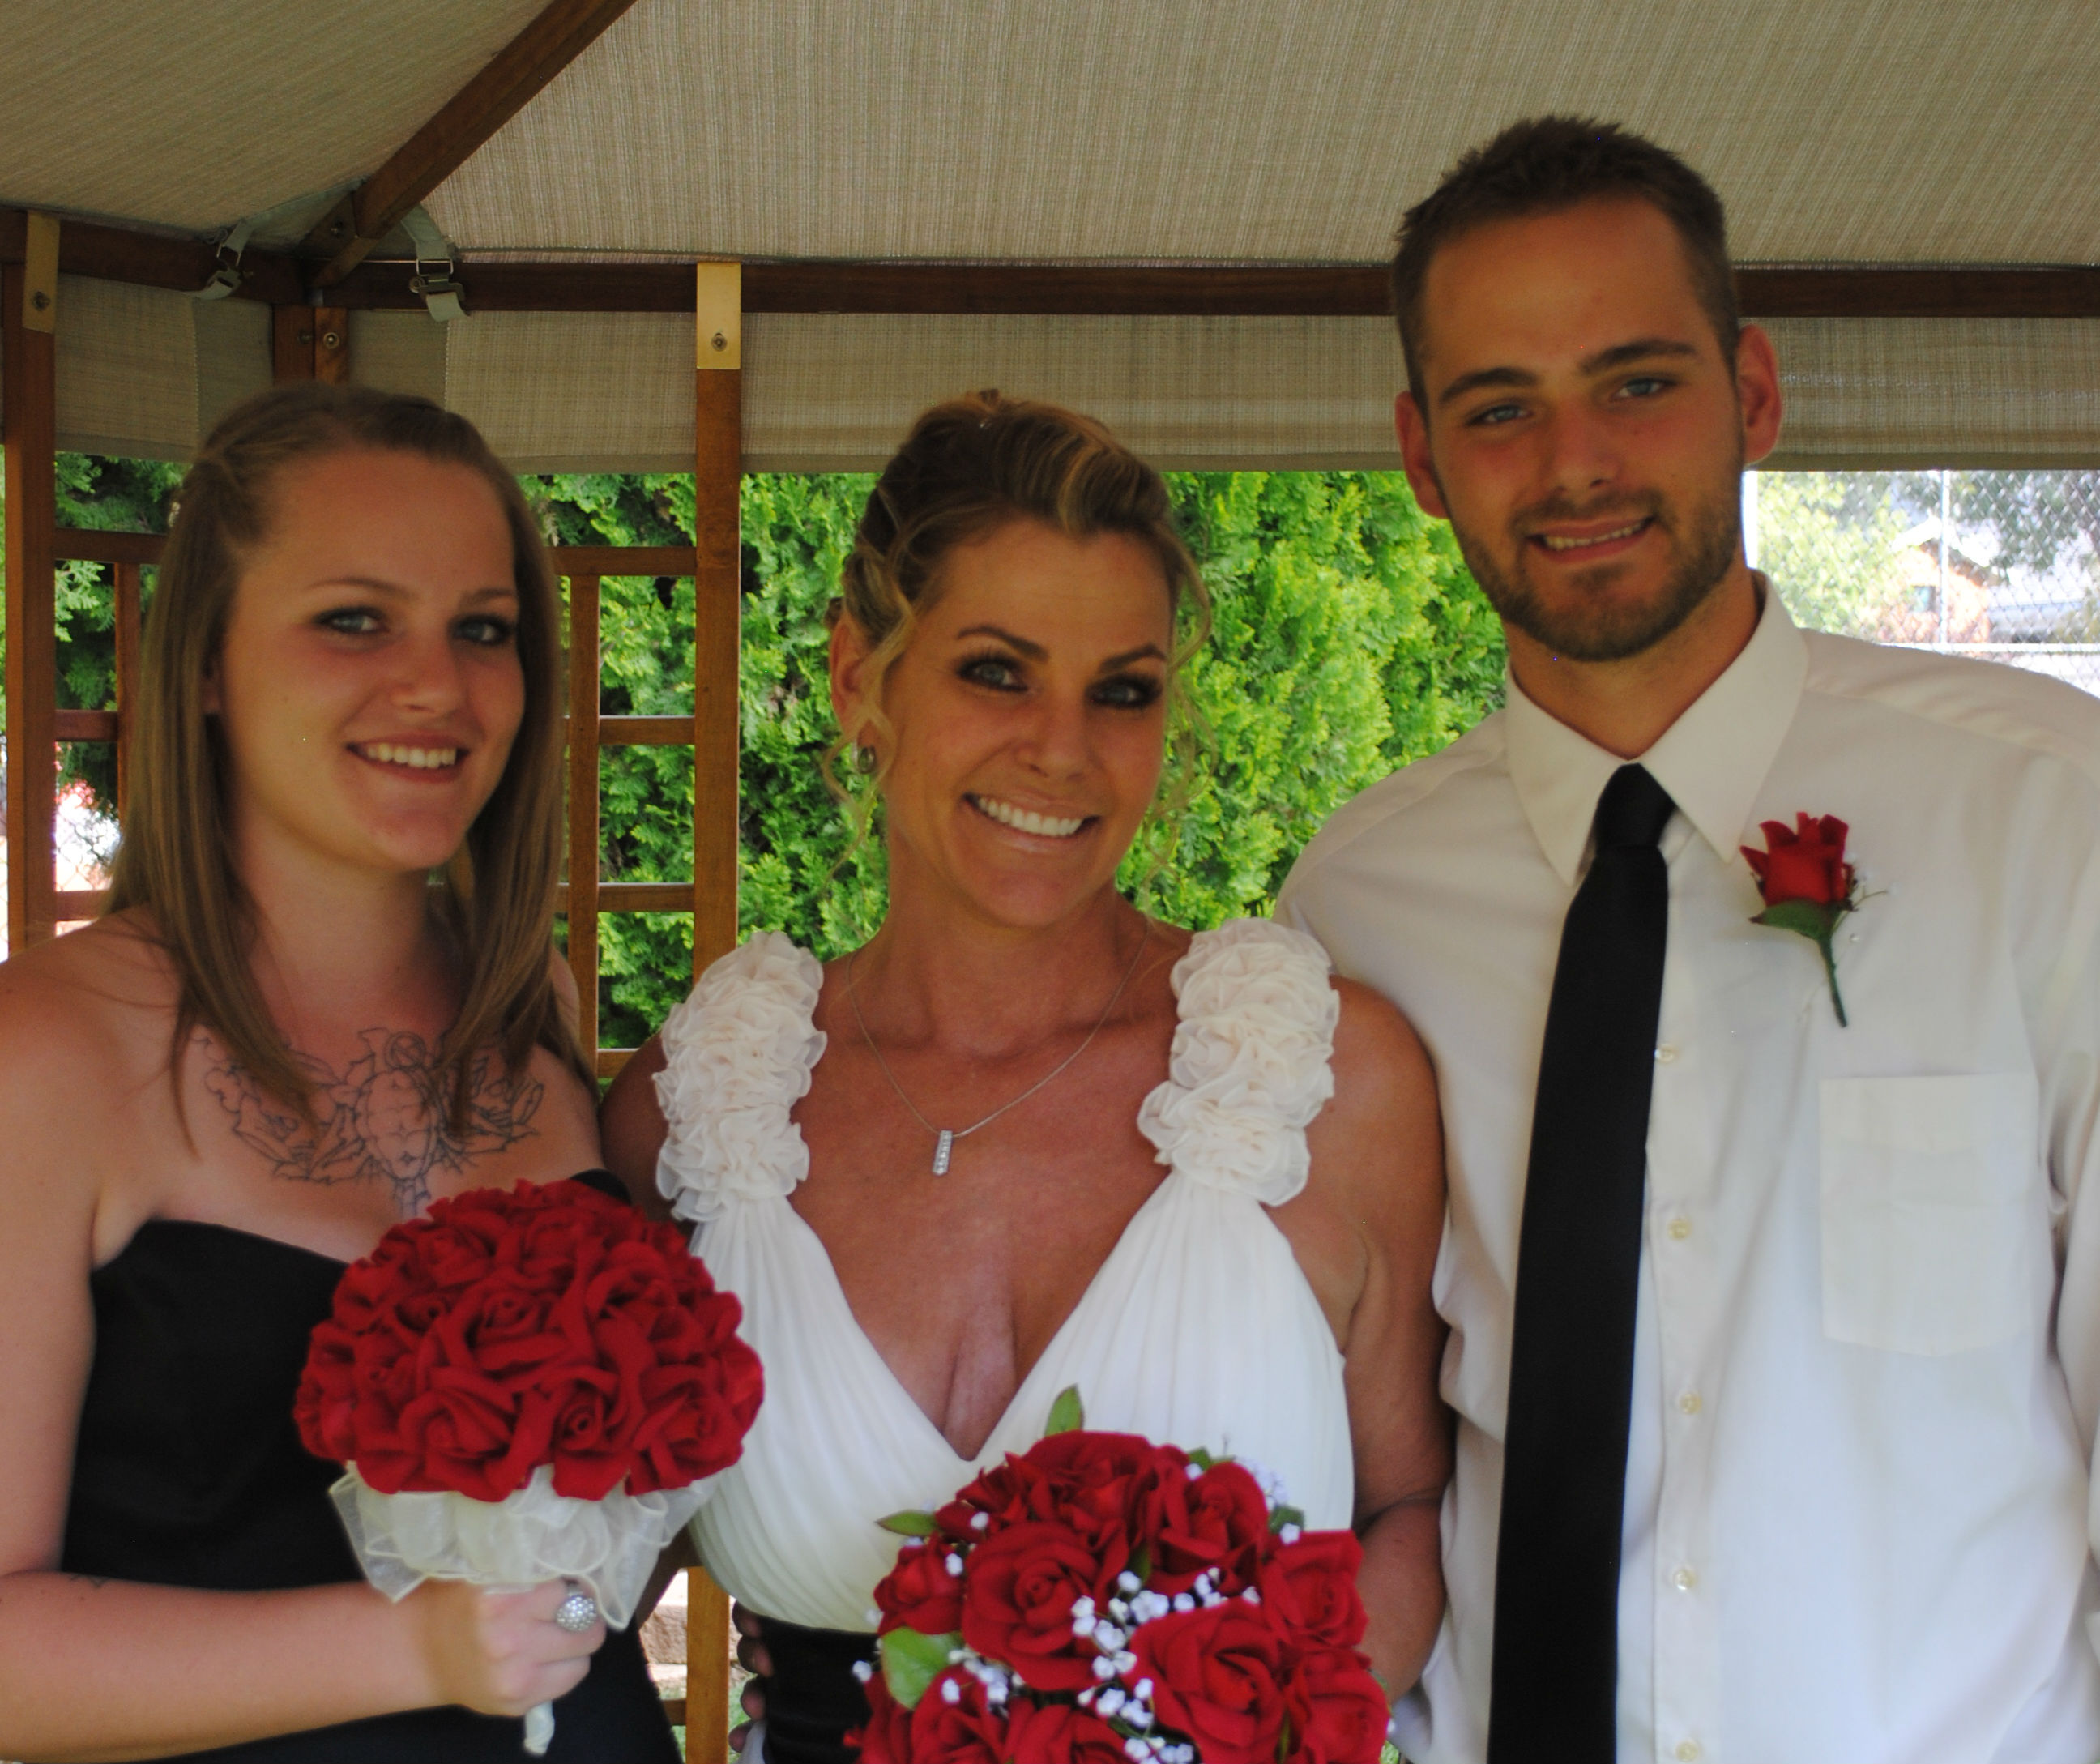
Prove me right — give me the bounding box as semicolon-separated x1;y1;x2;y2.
1818;1073;2043;1356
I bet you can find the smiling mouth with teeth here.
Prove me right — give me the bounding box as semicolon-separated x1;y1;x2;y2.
967;794;1089;839
1535;519;1652;553
355;741;462;771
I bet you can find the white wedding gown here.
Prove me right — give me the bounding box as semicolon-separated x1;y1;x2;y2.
653;917;1355;1635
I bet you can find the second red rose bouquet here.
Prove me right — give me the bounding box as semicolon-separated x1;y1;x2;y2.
853;1391;1388;1764
296;1177;762;1750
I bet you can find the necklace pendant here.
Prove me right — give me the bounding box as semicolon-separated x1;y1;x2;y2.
932;1129;954;1177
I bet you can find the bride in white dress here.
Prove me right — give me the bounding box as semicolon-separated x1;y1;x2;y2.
601;391;1449;1764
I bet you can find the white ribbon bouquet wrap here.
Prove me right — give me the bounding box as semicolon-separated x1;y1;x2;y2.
331;1466;717;1751
297;1180;764;1754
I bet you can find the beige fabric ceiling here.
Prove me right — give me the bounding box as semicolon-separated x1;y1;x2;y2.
434;0;2100;266
9;0;2098;264
4;0;2098;468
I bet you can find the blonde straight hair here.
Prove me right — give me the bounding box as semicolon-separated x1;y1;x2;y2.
107;382;592;1123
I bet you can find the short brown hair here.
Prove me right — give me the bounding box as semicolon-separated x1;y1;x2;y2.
1390;116;1740;403
108;382;590;1123
827;388;1209;791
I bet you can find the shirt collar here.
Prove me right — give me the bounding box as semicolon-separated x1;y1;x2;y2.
1504;579;1808;887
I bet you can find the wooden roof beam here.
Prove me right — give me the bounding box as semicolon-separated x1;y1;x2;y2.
300;0;642;288
5;209;2097;318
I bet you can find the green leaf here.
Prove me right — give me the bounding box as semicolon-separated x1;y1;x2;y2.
1045;1386;1086;1436
875;1510;941;1537
878;1627;961;1710
1751;899;1842;942
1268;1503;1306;1535
1129;1542;1153;1584
1186;1446;1218;1471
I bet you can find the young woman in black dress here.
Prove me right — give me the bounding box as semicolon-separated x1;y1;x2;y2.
0;386;678;1761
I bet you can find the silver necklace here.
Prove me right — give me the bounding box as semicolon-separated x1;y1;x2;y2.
845;920;1150;1175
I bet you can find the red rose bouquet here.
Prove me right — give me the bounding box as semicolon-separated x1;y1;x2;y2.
296;1178;762;1750
852;1390;1388;1764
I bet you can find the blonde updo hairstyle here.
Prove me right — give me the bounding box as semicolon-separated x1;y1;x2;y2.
826;391;1211;839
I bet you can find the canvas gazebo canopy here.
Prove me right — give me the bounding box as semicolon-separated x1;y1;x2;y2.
6;0;2099;473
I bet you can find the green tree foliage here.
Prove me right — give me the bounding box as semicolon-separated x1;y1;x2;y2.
0;454;182;850
1755;472;1914;639
530;469;1503;1047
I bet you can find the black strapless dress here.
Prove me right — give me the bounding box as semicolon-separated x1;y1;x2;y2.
55;1169;680;1764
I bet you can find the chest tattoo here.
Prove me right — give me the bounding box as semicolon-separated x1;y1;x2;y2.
199;1030;544;1216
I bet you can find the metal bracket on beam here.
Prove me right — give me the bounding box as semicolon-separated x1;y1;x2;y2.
400;205;466;322
194;215;255;300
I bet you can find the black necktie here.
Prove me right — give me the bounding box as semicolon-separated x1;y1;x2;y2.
1488;762;1676;1764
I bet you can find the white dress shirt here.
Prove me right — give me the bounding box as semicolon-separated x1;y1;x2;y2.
1276;586;2100;1764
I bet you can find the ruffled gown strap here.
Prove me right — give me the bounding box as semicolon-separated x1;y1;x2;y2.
655;931;828;1224
1134;916;1341;1204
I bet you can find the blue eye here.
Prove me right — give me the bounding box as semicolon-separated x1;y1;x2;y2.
1618;376;1671;399
320;607;383;635
1469;402;1525;428
457;615;516;647
1091;674;1163;710
958;653;1025;691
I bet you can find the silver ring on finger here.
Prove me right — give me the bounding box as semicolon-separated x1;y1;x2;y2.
553;1580;600;1634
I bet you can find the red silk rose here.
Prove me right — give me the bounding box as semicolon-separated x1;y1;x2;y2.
906;1669;1015;1764
1743;813;1853;908
873;1540;967;1638
1258;1531;1368;1651
1142;1459;1272;1596
1282;1647;1391;1764
1129;1601;1294;1764
1741;812;1867;1027
960;1520;1113;1691
849;1672;920;1764
295;1180;762;1501
1005;1700;1134;1764
937;1430;1169;1564
862;1398;1386;1764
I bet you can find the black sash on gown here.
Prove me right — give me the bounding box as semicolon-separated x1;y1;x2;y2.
54;1169;678;1764
750;1618;877;1764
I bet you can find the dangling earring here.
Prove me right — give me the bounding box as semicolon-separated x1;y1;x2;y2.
854;744;879;775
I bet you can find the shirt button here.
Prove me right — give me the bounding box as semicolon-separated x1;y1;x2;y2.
1654;1044;1679;1063
1667;1215;1692;1241
1679;1390;1702;1416
1675;1743;1701;1762
1673;1565;1698;1591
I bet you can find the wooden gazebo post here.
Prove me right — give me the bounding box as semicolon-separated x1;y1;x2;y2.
3;213;60;952
680;257;743;1764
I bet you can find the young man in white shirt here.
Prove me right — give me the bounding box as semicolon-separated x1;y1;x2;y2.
1276;117;2100;1764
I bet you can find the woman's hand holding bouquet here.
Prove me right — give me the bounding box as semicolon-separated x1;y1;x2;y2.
856;1391;1389;1764
296;1178;762;1750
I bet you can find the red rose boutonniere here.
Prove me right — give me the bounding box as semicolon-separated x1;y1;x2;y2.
1742;814;1865;1026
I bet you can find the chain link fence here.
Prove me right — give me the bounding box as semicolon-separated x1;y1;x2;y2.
1748;470;2100;694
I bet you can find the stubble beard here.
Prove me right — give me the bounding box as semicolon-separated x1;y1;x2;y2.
1447;476;1743;664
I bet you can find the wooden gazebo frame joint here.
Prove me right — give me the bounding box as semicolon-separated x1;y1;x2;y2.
301;0;644;287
